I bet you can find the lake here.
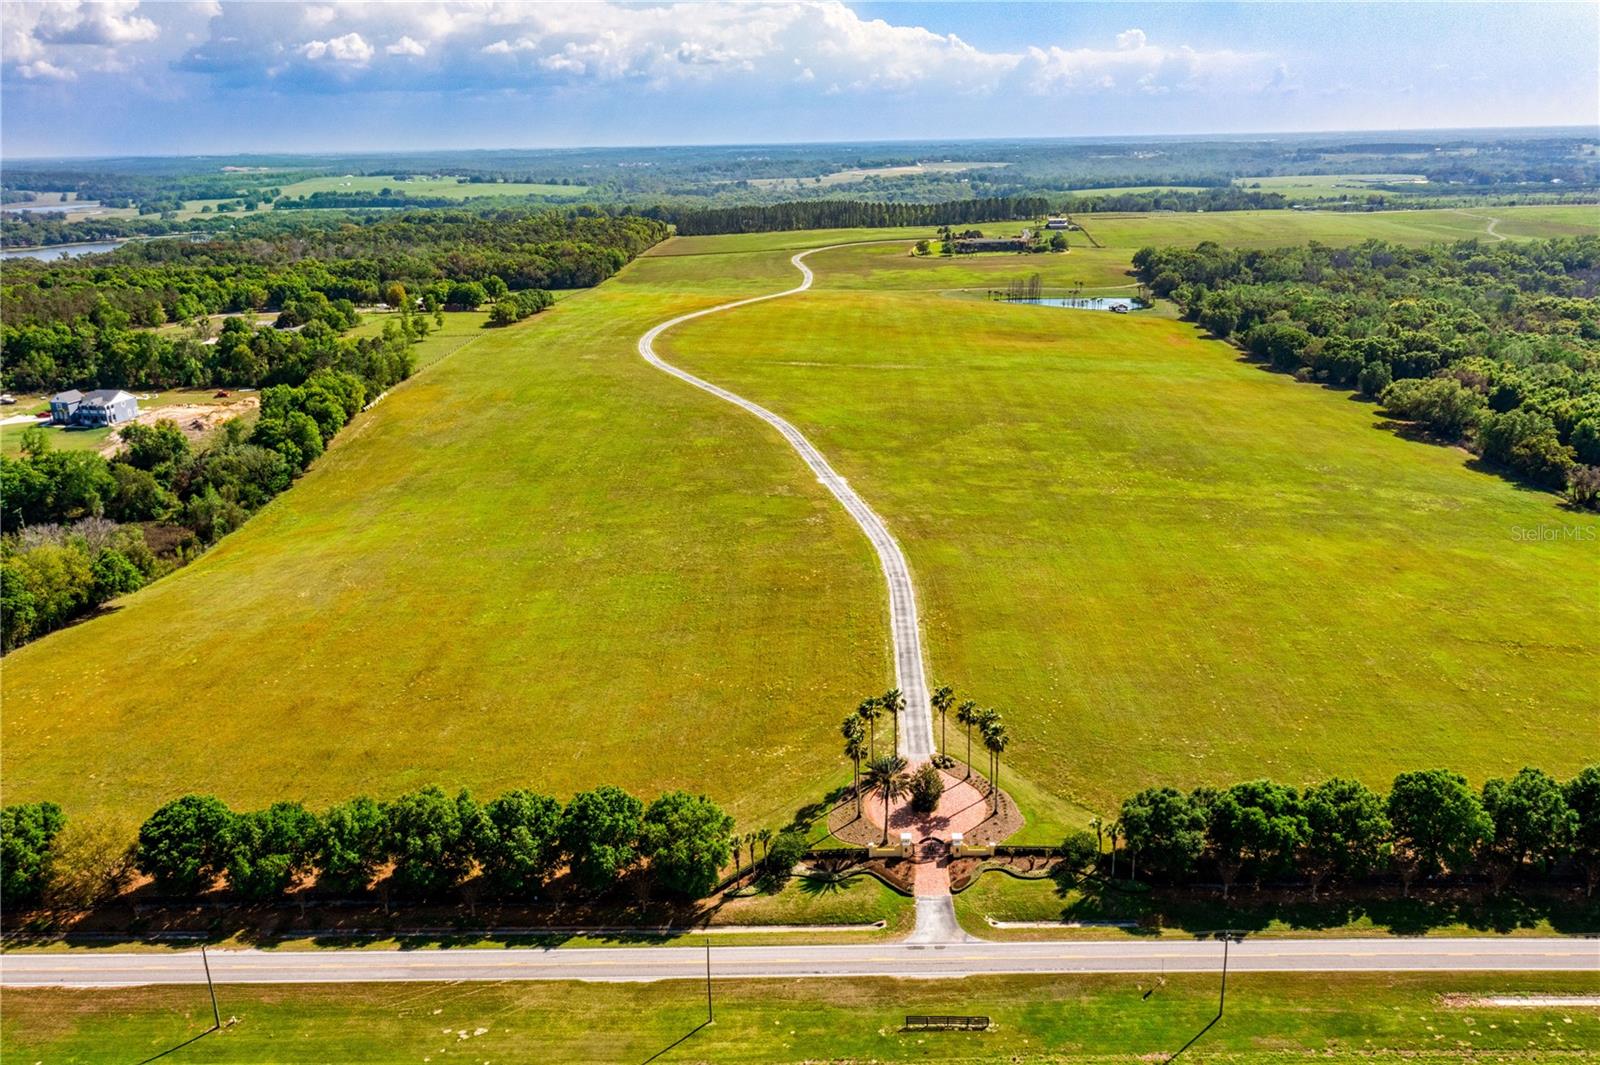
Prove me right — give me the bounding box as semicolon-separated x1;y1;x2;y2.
1007;296;1145;312
0;241;126;261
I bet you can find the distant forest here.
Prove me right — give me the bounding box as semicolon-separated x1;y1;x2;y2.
0;209;669;393
5;129;1595;247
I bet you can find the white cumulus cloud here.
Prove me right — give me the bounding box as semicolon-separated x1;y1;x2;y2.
163;1;1275;99
301;31;373;65
386;35;425;57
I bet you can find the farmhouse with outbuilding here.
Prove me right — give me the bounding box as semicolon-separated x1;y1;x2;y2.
50;388;139;427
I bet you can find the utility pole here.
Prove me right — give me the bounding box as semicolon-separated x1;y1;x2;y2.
201;944;221;1030
704;935;714;1024
1218;933;1232;1017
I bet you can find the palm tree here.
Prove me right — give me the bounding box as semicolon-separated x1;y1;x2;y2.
1107;822;1121;879
864;754;911;845
983;721;1009;813
732;836;743;873
856;697;881;759
976;707;999;783
880;688;904;754
841;715;868;818
757;827;773;866
955;700;979;778
930;685;954;756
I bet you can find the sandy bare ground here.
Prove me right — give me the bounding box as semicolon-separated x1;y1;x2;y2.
99;396;258;456
1444;994;1600;1008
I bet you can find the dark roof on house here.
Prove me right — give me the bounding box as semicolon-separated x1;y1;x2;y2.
51;390;83;403
79;389;134;405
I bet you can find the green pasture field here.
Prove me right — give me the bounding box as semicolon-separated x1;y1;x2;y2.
659;234;1599;815
0;256;887;827
711;872;911;929
176;174;585;217
5;973;1596;1062
349;309;491;372
748;160;1007;190
1067;184;1211;194
277;174;583;199
4;204;1597;836
1237;173;1431;197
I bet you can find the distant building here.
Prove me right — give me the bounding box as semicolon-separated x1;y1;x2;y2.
1044;217;1072;230
49;389;83;424
71;389;139;427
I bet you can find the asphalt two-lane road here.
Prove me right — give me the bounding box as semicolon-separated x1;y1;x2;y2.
4;936;1596;988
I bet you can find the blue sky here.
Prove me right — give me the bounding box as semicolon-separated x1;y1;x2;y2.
1;1;1595;159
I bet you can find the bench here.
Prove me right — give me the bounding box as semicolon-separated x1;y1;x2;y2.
904;1015;991;1031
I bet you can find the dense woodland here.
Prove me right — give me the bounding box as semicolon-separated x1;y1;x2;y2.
1132;236;1600;503
0;209;667;392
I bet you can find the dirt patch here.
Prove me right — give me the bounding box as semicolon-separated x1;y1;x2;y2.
98;396;258;456
1442;994;1600;1008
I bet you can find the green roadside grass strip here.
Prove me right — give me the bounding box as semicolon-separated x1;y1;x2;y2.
5;972;1597;1063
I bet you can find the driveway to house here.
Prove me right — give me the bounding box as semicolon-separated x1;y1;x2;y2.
637;241;934;759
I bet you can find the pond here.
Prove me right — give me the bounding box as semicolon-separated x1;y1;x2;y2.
1007;296;1146;312
0;241;126;262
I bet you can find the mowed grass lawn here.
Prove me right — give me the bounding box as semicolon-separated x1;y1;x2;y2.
0;254;887;827
4;973;1596;1063
661;231;1598;814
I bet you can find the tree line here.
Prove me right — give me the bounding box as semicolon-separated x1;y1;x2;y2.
657;197;1051;236
1095;765;1600;899
1132;236;1600;504
0;784;736;913
2;208;656;392
0;321;408;652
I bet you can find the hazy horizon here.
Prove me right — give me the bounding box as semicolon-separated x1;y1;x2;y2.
6;123;1597;166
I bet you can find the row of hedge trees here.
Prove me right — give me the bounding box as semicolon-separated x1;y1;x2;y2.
1097;766;1600;899
0;786;737;912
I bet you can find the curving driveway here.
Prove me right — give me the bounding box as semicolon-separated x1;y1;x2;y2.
638;243;934;759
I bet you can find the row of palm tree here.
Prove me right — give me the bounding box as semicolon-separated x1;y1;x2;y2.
840;684;1014;826
731;828;775;872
